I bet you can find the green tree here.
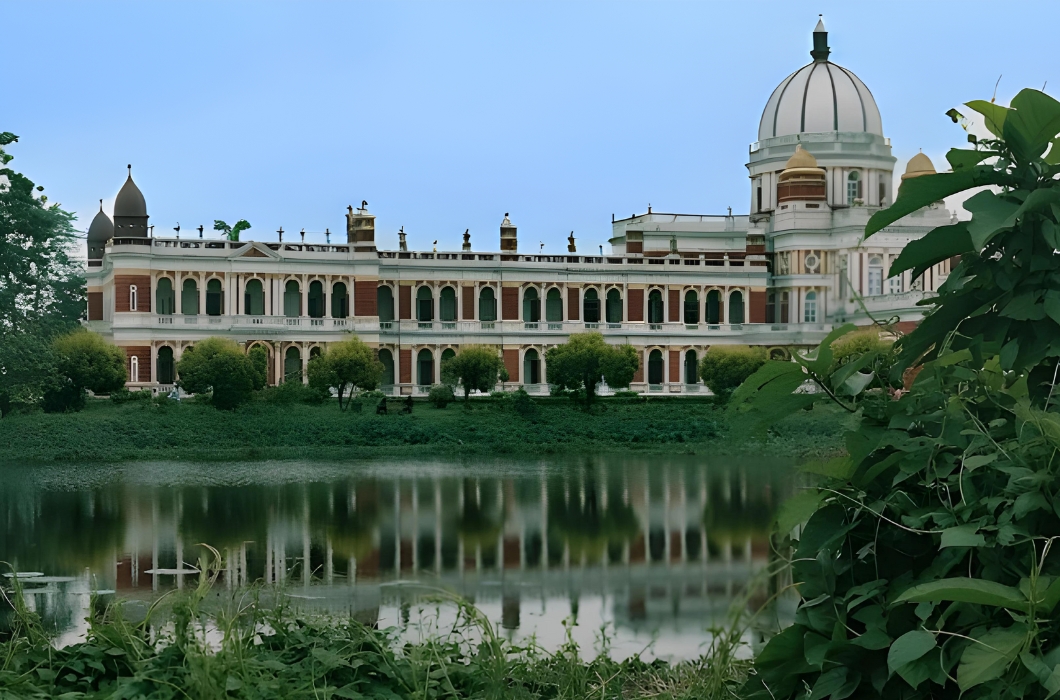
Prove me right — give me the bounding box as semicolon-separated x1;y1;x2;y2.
0;131;85;413
248;345;269;390
544;332;639;407
306;337;383;410
738;89;1060;699
213;219;251;242
45;330;126;411
440;345;503;403
698;345;766;400
176;337;255;410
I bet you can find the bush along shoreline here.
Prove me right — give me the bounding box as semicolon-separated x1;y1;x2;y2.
0;391;852;465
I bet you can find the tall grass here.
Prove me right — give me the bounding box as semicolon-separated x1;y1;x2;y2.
0;551;759;699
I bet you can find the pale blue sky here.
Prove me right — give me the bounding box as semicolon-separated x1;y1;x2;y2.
6;1;1057;253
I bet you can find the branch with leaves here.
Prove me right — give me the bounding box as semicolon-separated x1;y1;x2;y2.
213;219;252;242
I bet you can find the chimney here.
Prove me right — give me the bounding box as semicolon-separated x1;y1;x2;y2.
500;213;516;252
346;200;376;251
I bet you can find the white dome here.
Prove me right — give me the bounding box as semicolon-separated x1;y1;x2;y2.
758;57;883;141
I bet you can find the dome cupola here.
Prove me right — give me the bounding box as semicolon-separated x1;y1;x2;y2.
758;19;883;141
901;152;937;180
113;165;149;237
777;145;827;203
86;199;114;260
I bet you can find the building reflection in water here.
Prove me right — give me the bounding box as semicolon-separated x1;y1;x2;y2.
0;457;794;659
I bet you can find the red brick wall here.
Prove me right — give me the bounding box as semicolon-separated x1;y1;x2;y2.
398;286;412;320
354;280;377;316
749;290;766;323
88;292;103;320
627;288;643;322
399;349;412;384
668;289;680;322
567;288;580;321
462;286;475;320
669;350;680;382
633;351;644;383
114;275;151;312
503;349;519;382
123;346;151;383
502;287;518;320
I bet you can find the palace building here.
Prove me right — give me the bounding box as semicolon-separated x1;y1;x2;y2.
84;21;953;395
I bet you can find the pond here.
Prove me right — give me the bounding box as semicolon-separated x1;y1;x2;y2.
0;456;796;660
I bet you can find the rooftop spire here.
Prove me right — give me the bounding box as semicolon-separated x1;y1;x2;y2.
810;15;829;62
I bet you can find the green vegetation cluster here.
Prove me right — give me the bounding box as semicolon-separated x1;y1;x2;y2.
736;89;1060;699
697;345;766;400
0;558;751;700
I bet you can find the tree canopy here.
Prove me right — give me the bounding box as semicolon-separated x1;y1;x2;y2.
176;337;256;410
307;337;383;410
545;332;638;406
213;219;251;242
440;345;503;402
698;345;766;400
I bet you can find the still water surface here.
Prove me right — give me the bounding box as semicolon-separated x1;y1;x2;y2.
1;456;794;660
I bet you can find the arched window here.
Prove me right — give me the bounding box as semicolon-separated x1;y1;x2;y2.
331;282;348;318
847;171;861;205
545;288;563;322
868;256;883;296
606;289;623;324
684;349;698;385
206;279;223;316
244;279;264;316
181;278;199;315
284;346;301;382
440;287;457;322
157;346;175;384
804;291;818;322
417;348;434;385
583;288;600;323
129;355;139;383
479;287;496;322
648;349;663;385
129;285;138;311
683;290;699;324
156;278;174;315
309;346;322;360
377;286;394;322
728;291;745;325
441;348;456;365
284;280;301;317
416;287;434;322
648;289;664;324
523;287;540;322
378;349;395;386
706;290;721;324
524;349;540;384
308;281;324;318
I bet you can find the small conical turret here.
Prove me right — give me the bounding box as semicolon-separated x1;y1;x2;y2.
810;16;829;62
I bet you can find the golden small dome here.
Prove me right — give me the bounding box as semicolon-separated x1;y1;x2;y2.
901;152;936;180
785;145;819;170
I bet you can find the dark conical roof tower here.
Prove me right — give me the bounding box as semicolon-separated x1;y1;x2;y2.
87;199;114;260
113;165;149;236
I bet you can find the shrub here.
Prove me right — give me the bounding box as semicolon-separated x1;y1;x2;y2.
441;346;503;402
612;390;640;398
511;387;536;417
175;337;256;410
698;345;766;400
545;332;639;407
46;329;127;411
306;337;383;410
259;380;325;405
427;384;455;409
248;345;269;390
110;387;152;404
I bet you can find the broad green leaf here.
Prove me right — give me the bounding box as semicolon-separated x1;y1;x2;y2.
966;99;1010;138
776;489;823;534
958;624;1028;691
839;370;874;397
894;578;1028;612
808;667;853;700
887;630;936;677
946;148;999;170
829;350;878;393
866;166;1004;238
962;453;997;471
940;524;986;548
1014;186;1060;221
888;222;972;280
746;392;820;433
964;190;1021;249
1047;136;1060;165
1040;575;1060;613
728;360;804;412
796;323;858;376
1020;652;1060;698
1005;89;1060;163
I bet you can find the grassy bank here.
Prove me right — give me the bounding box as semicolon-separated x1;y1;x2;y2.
0;576;751;700
0;395;853;464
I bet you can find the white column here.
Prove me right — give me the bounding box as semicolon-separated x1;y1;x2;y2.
198;273;206;315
